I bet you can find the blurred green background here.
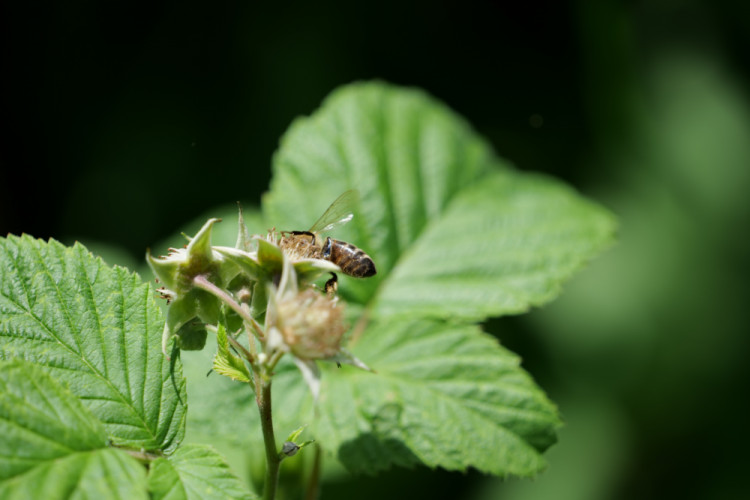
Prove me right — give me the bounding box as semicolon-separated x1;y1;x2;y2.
4;1;749;499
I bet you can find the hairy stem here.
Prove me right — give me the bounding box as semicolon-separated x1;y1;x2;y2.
227;335;255;366
193;274;254;325
193;274;280;496
259;380;280;500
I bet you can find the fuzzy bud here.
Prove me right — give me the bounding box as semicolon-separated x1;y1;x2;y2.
276;289;346;360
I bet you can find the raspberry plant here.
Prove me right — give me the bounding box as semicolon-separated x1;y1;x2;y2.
0;82;615;499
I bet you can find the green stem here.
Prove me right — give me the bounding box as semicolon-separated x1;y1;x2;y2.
304;443;322;500
266;349;285;373
194;274;280;496
193;275;252;321
259;380;281;500
119;447;163;465
227;335;256;366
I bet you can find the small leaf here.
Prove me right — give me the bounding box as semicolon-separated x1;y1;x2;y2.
285;425;308;443
235;204;255;252
0;359;148;499
139;204;267;280
256;238;284;275
291;259;340;284
0;236;187;452
181;336;308;483
214;246;264;282
313;318;562;477
213;323;251;383
148;444;257;500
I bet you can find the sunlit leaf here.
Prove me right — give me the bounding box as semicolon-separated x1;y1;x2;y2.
312;318;560;476
0;235;186;452
182;82;614;478
264;81;615;316
213;323;252;384
372;169;616;320
264;81;498;303
148;444;257;500
0;359;148;499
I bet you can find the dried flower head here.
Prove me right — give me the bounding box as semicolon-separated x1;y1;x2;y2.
276;289;347;360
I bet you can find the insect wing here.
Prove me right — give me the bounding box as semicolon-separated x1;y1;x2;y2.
309;190;358;232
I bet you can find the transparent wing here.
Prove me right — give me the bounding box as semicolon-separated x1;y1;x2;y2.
309;189;358;232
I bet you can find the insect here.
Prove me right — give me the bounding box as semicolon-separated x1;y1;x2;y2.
279;190;376;294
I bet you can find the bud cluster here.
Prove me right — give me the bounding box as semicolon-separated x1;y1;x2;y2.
147;211;369;398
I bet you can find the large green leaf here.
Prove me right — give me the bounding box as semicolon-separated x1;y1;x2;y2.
263;81;615;315
0;359;148;499
184;82;614;478
371;169;616;320
0;235;186;452
148;444;257;500
314;318;559;476
185;318;560;477
264;82;498;303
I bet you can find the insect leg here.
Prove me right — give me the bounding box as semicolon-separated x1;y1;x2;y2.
324;272;338;296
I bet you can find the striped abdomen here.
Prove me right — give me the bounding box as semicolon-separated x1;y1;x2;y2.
325;238;376;278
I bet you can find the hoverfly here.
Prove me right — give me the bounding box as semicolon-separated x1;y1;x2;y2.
279;190;376;294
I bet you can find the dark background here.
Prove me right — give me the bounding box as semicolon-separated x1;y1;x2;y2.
4;1;750;499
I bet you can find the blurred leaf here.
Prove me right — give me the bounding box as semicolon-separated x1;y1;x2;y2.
0;359;147;499
148;444;257;500
646;50;750;219
518;48;750;500
0;235;187;452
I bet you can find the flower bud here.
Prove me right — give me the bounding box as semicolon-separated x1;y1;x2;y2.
146;218;239;354
280;441;300;457
276;289;346;360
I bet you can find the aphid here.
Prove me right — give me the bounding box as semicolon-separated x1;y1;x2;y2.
279;190;376;293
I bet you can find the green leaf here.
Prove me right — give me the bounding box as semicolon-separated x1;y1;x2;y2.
181;336;304;486
148;444;257;500
213;323;252;384
263;81;615;316
177;82;613;480
0;235;187;452
264;81;497;303
139;204;268;280
0;359;148;499
256;238;284;275
182;82;614;477
185;319;560;478
312;318;561;476
371;169;617;320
